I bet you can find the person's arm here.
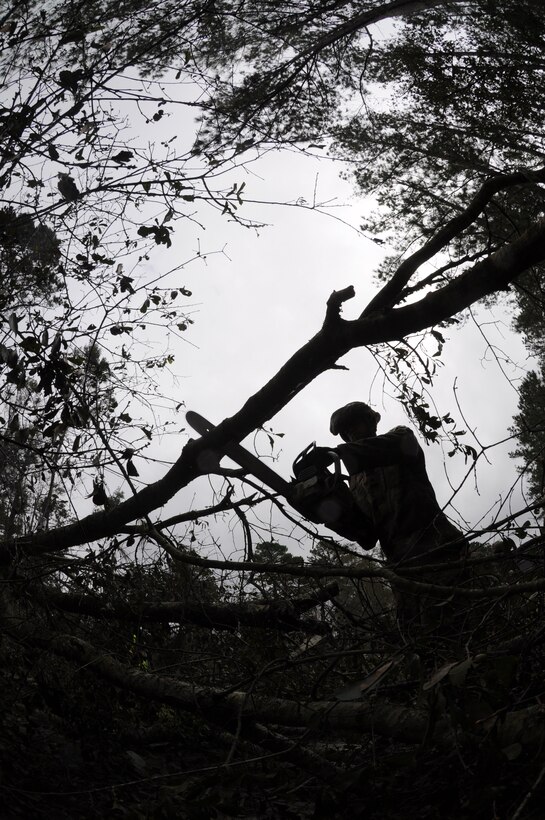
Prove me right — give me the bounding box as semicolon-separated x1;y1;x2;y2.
336;427;420;475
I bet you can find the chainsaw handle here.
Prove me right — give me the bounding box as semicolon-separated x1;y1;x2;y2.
292;442;341;481
292;442;315;478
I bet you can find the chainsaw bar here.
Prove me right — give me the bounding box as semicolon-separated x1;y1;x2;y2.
185;411;292;498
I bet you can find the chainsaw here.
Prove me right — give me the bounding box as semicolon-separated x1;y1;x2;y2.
186;411;370;547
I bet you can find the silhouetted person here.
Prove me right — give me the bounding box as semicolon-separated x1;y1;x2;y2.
328;401;467;638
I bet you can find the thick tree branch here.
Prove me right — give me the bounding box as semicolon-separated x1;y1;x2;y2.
246;0;471;107
305;0;468;51
223;0;473;142
7;619;432;743
362;168;545;316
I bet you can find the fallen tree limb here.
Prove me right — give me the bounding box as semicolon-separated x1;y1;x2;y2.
40;582;339;634
12;618;545;756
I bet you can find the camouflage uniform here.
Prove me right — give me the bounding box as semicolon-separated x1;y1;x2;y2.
336;426;467;638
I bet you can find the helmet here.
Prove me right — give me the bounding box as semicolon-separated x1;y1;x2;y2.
329;402;381;437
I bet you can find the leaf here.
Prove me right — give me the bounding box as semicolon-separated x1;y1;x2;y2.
119;275;135;294
126;459;139;477
422;660;473;692
6;366;24;386
20;336;41;354
51;334;62;356
126;750;147;775
236;181;246;203
448;658;474;687
335;660;396;701
43;421;62;437
58;69;84;90
501;743;522;761
464;445;478;461
8;313;18;333
423;661;461;691
137;224;171;247
111;150;133;163
59;28;84;45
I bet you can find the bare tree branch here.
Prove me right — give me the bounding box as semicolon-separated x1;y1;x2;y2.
362;168;545;316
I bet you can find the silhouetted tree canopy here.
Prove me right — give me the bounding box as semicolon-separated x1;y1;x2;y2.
2;2;545;818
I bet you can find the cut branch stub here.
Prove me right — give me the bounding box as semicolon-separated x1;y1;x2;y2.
323;285;355;327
